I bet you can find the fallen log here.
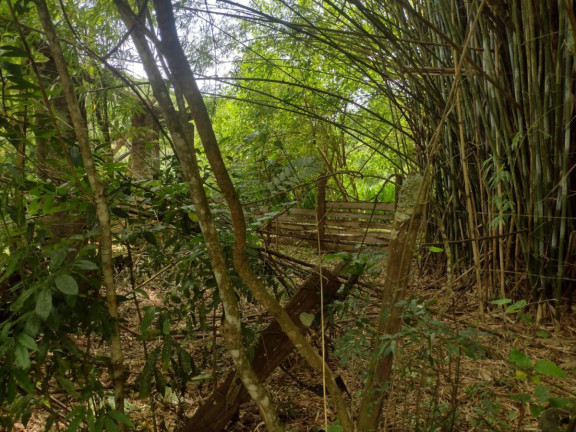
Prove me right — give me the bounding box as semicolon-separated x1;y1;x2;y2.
180;263;360;432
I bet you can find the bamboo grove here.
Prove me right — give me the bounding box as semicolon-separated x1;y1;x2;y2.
288;0;576;316
405;0;576;316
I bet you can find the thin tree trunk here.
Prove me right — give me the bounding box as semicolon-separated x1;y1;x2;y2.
454;80;484;317
112;2;285;430
183;263;358;432
130;100;160;179
34;0;126;422
150;2;353;429
316;175;327;251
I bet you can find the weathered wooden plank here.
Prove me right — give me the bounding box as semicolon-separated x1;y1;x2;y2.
266;238;390;253
286;208;394;221
272;216;391;231
270;222;316;232
260;201;395;251
325;201;395;212
266;237;370;252
323;220;392;230
262;231;390;246
268;223;391;237
263;226;391;241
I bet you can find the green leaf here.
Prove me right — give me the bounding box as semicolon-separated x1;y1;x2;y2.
6;374;16;403
107;410;134;427
140;306;156;333
47;248;68;271
25;313;40;337
177;346;194;376
505;300;527;313
66;406;86;432
111;207;130;218
142;230;157;246
491;298;512;306
10;283;35;313
299;312;315;327
534;384;550;402
35;288;52;320
161;338;172;372
73;260;99;271
0;45;29;57
548;397;573;408
508;349;531;368
530;404;544;417
57;375;80;397
55;274;78;296
162;316;170;335
8;76;39;90
534;360;567;377
139;348;159;398
154;367;167;394
510;393;531;402
104;415;119;432
14;344;30;369
427;246;443;253
16;333;38;351
14;369;34;393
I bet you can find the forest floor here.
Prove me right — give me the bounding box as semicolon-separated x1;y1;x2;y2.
14;246;576;432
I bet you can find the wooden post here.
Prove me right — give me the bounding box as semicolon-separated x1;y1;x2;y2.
357;173;424;431
316;174;327;251
394;173;403;207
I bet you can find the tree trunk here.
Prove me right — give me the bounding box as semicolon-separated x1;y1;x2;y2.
316;174;327;251
150;2;353;429
130;100;160;179
34;0;126;422
182;263;359;432
357;173;424;432
112;2;285;430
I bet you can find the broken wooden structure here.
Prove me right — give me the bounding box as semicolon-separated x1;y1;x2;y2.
260;201;396;252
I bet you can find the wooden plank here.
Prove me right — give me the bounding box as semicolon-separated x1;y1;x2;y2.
261;230;390;245
259;201;395;251
267;237;390;251
263;225;392;239
323;220;392;230
287;208;393;221
273;215;391;231
322;211;394;221
269;223;392;236
273;216;315;225
325;201;395;212
270;222;316;232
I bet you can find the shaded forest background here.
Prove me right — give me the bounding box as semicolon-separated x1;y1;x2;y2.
0;0;575;431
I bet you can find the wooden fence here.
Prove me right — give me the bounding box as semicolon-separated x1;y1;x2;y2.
260;201;396;252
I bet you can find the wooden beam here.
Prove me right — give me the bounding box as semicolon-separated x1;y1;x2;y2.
180;264;360;432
